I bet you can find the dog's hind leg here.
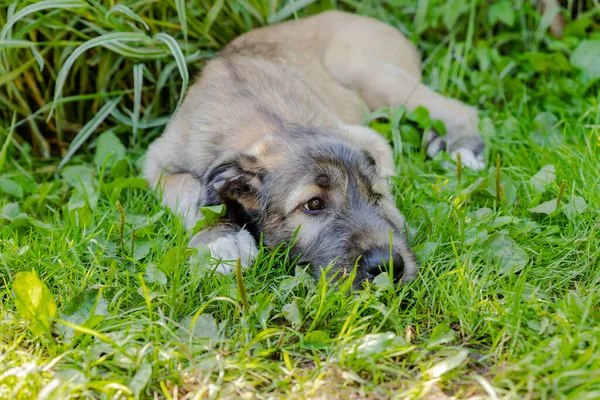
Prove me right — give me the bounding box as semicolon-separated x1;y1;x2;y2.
320;12;485;170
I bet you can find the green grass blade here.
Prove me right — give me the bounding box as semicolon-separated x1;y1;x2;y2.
153;33;189;109
0;39;38;49
174;0;188;44
58;97;121;169
202;0;225;35
0;113;17;173
0;40;44;70
0;0;89;41
110;107;170;129
50;32;148;118
156;50;208;91
102;42;167;59
267;0;317;24
237;0;265;24
105;4;150;31
132;64;144;144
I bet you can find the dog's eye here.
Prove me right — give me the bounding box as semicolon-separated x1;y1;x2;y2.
303;198;326;213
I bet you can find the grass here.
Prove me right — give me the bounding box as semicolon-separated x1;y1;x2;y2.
1;0;600;398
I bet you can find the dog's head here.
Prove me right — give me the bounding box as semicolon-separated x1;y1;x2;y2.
204;127;418;287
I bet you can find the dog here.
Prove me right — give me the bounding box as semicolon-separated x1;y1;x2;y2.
144;11;485;287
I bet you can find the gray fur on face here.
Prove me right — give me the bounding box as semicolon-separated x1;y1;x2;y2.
205;127;417;287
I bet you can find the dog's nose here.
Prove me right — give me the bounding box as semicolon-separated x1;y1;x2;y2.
362;248;404;280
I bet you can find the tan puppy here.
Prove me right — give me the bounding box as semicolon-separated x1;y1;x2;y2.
144;11;484;286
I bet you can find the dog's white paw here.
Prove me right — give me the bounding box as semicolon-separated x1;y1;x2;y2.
204;229;258;274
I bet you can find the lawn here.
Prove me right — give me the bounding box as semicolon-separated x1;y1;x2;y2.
1;0;600;399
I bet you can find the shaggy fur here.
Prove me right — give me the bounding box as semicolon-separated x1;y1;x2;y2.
144;11;486;286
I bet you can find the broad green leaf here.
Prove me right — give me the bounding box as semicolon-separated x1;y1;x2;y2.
352;332;408;358
68;186;96;211
461;177;487;196
189;244;212;283
563;17;592;38
0;177;23;198
62;165;97;211
465;228;488;246
145;264;167;285
62;165;94;188
489;215;520;229
278;267;314;294
372;272;394;290
191;205;227;235
133;241;153;261
486;167;517;204
528;199;558;215
428;324;455;348
531;112;563;147
415;241;438;262
0;202;20;220
488;0;515;27
103;177;148;193
526;53;571;72
443;0;466;31
571;40;600;80
431;119;446;136
108;158;130;180
425;350;469;378
303;330;331;349
369;121;391;137
57;289;108;341
160;246;196;274
12;271;57;335
182;313;219;339
406;106;430;129
30;219;53;231
282;299;303;327
130;358;152;399
530;164;556;193
486;232;530;274
400;124;421;150
94;130;126;169
563;196;588;220
9;213;31;230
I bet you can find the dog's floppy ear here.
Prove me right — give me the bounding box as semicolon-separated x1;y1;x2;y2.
204;153;264;211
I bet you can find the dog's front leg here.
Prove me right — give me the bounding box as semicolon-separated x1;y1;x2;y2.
189;222;258;274
145;169;258;274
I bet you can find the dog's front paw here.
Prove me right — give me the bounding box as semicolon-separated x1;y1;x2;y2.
190;228;258;274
